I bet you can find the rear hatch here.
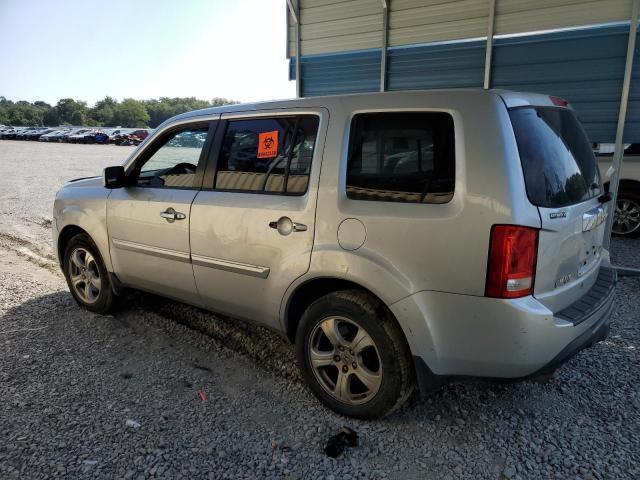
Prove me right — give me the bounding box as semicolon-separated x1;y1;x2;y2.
508;100;607;313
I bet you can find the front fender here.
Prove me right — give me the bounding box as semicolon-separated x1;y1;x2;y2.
54;186;111;271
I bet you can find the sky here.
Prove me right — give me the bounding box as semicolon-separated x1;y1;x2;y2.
0;0;296;106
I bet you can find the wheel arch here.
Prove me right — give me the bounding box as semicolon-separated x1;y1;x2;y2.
282;276;413;350
56;218;112;272
57;225;88;266
604;178;640;193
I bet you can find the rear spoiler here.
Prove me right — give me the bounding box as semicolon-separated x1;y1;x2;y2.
495;90;572;110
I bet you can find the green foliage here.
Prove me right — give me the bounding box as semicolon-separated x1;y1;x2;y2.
0;95;238;128
55;98;89;125
112;98;150;128
89;96;117;125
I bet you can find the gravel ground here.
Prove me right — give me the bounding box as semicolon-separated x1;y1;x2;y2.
0;141;639;479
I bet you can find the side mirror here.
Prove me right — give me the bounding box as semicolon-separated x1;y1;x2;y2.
103;166;126;189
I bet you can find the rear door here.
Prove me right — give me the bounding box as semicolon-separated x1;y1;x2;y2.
189;109;327;329
509;105;607;312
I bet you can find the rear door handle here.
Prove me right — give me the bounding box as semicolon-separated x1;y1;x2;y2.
160;207;186;223
269;216;307;235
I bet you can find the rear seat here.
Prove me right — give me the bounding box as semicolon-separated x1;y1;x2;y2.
346;186;453;203
215;171;308;193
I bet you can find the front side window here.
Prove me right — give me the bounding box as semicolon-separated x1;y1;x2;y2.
346;112;455;204
215;116;319;194
136;127;209;188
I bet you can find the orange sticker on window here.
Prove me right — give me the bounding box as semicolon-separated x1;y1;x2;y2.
257;131;279;158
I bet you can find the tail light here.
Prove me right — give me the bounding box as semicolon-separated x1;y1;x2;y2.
485;225;539;299
549;95;569;107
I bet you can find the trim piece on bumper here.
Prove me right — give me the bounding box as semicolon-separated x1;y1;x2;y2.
532;299;612;377
191;254;270;279
556;267;617;326
111;238;190;263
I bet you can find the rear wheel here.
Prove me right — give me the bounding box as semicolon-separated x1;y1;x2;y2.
296;290;414;419
63;233;117;314
612;189;640;238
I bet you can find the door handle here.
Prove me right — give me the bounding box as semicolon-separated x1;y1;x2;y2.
160;207;186;223
269;216;307;236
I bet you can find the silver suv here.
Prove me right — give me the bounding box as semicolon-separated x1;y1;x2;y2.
53;90;616;418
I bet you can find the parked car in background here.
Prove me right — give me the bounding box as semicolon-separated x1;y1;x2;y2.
63;129;92;143
54;90;615;418
16;128;41;140
39;129;71;142
111;129;151;146
0;127;18;139
27;128;56;141
596;143;640;237
85;129;120;144
68;129;96;144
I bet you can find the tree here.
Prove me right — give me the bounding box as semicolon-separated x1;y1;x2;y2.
42;108;60;126
0;95;239;127
70;110;86;126
112;98;150;127
211;97;237;107
55;98;88;125
89;96;117;126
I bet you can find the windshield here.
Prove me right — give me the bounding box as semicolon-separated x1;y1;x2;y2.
509;106;600;208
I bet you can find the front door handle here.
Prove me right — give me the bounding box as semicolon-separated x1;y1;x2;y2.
269;216;307;236
160;207;186;223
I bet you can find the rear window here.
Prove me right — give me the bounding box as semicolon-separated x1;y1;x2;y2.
509;106;600;208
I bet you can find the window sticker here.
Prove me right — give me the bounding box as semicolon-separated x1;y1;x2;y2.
257;130;279;158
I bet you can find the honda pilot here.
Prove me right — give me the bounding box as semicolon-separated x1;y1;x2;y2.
53;90;616;418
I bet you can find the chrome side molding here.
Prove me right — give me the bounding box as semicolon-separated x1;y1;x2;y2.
111;238;191;263
191;254;270;278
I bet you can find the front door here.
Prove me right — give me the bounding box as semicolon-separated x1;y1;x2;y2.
107;121;215;304
190;110;327;328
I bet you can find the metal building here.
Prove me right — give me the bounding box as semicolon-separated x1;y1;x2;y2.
286;0;639;143
285;0;640;267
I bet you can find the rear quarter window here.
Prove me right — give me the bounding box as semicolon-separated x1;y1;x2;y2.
346;112;455;204
509;107;600;208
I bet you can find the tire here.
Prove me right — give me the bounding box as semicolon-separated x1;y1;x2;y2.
62;233;117;314
612;189;640;238
296;290;414;419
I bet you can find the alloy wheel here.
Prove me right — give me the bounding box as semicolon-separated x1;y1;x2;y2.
68;247;101;304
612;198;640;235
308;316;382;405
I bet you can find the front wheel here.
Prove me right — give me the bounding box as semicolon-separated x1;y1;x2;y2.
63;233;117;314
296;290;414;419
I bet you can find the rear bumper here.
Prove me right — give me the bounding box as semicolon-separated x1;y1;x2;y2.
528;299;611;377
390;268;616;391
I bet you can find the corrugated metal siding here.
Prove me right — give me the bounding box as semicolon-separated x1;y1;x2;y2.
495;0;632;36
389;0;490;46
290;0;635;56
623;28;640;142
289;57;297;81
300;49;381;96
387;40;486;90
492;25;630;142
289;0;384;55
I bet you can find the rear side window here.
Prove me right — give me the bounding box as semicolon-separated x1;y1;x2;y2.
215;116;319;195
346;112;455;204
509;107;600;208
